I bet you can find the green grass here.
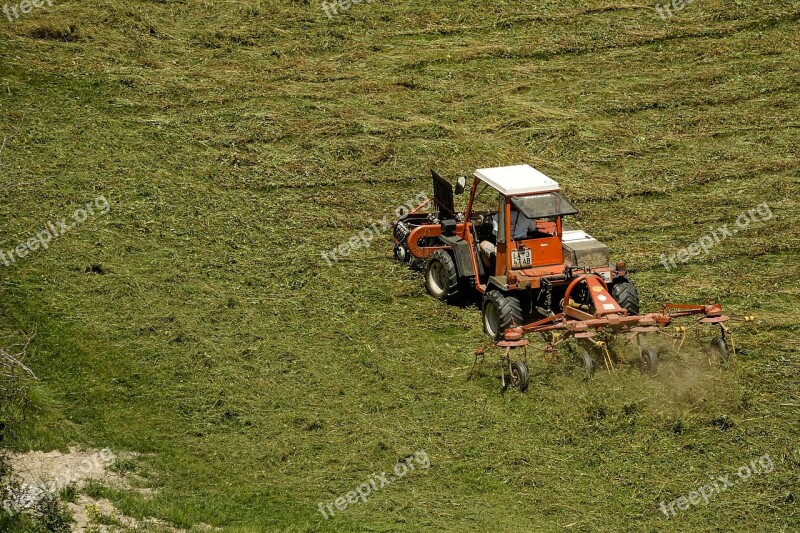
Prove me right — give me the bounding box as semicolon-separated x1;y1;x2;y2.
0;0;798;530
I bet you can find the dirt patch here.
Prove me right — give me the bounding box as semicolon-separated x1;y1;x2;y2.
2;447;211;532
8;446;121;490
67;495;181;532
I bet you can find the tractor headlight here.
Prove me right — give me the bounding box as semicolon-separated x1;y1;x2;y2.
600;271;613;283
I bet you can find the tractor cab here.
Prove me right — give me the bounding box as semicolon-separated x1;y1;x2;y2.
464;165;579;280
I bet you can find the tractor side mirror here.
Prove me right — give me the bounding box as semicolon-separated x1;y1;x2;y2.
454;176;466;195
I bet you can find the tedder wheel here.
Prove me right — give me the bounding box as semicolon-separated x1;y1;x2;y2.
611;279;640;316
510;361;529;392
424;250;461;303
578;350;595;377
639;347;658;375
482;291;523;341
710;337;729;360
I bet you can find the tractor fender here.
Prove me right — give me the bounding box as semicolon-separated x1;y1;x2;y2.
406;223;467;260
486;276;510;292
438;235;476;278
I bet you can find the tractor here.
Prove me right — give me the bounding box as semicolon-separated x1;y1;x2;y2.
393;165;748;390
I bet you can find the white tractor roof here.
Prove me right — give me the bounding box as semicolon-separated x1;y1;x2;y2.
474;164;560;195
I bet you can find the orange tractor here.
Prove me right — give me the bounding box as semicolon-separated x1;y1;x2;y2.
393;165;747;390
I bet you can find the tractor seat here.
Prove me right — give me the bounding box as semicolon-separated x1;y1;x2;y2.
479;241;496;269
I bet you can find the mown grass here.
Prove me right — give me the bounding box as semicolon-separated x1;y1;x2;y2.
0;0;798;531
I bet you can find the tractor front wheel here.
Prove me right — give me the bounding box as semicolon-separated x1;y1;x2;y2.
612;279;640;316
425;250;461;303
394;244;409;263
482;291;523;341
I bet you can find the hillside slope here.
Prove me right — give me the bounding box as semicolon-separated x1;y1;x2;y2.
1;1;798;531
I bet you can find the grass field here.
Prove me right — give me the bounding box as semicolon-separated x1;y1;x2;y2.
1;0;798;531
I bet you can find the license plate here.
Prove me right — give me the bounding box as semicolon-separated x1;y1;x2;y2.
511;249;532;269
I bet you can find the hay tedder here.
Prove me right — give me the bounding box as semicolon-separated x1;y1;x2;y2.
392;165;752;391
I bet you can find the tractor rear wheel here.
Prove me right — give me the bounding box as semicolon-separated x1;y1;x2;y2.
612;279;640;316
425;250;461;303
482;291;523;341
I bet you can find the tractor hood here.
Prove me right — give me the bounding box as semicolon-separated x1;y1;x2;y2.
562;230;609;268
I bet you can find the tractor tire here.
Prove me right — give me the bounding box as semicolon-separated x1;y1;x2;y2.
612;279;640;316
482;291;523;341
425;250;461;303
393;244;409;263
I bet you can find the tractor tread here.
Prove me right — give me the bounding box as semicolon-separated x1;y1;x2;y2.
612;279;640;316
425;250;461;303
483;290;523;340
